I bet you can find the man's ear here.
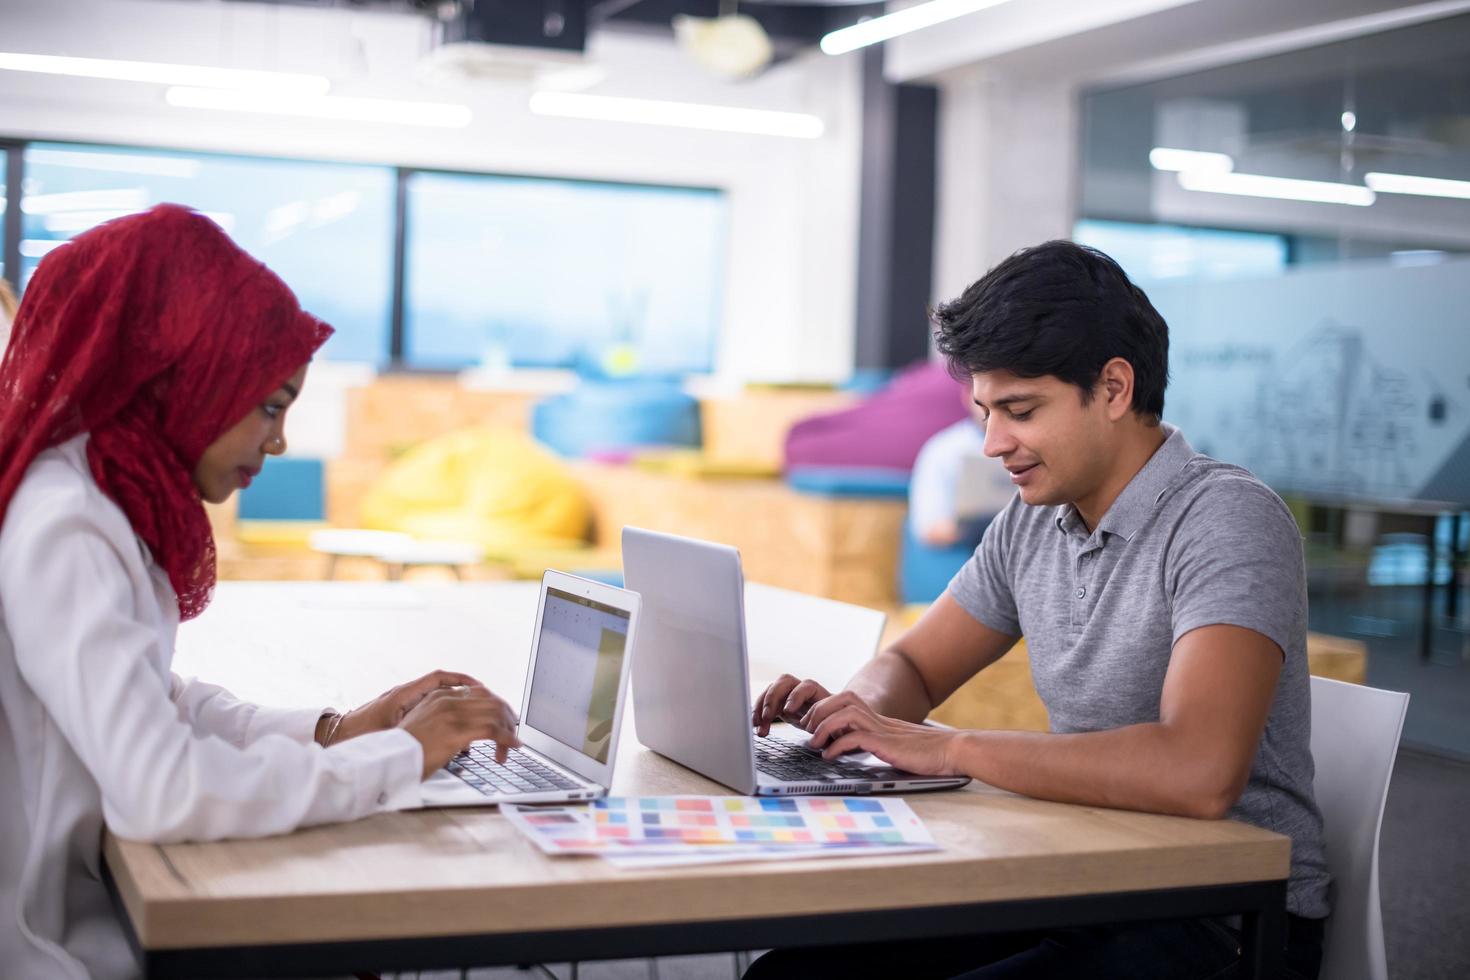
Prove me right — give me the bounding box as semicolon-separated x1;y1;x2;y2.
1100;357;1135;422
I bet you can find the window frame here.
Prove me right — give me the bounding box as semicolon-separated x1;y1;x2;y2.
2;137;727;375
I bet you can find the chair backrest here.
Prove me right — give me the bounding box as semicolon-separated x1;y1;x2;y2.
1309;676;1409;980
236;456;325;521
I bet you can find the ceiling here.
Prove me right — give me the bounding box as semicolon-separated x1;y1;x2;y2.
197;0;885;60
1080;12;1470;250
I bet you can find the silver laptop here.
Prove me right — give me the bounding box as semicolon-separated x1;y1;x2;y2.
621;527;969;796
955;453;1018;519
419;570;640;808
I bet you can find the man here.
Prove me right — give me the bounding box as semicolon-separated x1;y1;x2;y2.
747;241;1328;979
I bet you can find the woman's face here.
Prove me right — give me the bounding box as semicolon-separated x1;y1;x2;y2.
191;364;308;504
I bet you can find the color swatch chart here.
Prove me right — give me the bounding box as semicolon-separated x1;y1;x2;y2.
504;796;937;868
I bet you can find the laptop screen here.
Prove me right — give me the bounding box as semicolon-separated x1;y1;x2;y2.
525;586;633;764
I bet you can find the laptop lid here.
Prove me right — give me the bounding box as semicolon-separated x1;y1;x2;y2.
515;570;641;789
621;527;759;795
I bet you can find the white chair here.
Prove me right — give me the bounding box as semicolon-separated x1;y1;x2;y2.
1309;676;1409;980
743;582;887;689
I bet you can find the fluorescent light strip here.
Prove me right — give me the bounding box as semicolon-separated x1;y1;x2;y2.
529;92;824;139
20;239;69;259
25;148;202;178
1177;171;1375;207
0;52;329;95
43;209;148;233
22;188;149;215
1148;147;1233;174
820;0;1019;56
165;87;472;129
1365;171;1470;201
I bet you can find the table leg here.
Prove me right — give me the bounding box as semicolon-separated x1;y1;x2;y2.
1421;514;1438;661
1448;512;1463;623
1237;880;1287;979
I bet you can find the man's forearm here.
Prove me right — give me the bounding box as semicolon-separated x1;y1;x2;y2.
846;649;937;723
948;724;1244;820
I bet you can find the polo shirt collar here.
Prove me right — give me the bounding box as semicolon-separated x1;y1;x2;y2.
1053;423;1195;542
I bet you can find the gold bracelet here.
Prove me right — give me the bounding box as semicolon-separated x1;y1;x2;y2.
321;710;346;748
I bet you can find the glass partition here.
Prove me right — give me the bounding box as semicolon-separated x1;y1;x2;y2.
403;171;726;374
19;143;395;364
1077;14;1470;754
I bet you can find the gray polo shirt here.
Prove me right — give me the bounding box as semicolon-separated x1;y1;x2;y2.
949;423;1330;918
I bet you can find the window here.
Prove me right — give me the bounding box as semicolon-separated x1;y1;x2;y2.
403;171;726;373
19;143;395;363
1073;219;1286;285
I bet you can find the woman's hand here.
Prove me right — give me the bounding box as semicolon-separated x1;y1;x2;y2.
397;685;521;778
329;670;485;744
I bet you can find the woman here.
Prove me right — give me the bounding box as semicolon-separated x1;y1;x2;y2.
0;205;520;979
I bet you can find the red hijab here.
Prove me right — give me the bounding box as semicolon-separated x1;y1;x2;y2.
0;204;333;620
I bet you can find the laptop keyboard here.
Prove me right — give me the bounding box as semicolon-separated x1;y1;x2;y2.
755;731;894;782
447;745;582;796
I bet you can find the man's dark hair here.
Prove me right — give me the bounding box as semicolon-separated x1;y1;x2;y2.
932;240;1169;422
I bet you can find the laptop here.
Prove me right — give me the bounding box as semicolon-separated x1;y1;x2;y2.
419;570;640;808
955;452;1017;519
621;527;970;796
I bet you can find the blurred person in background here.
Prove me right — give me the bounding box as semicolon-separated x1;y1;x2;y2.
909;397;1015;548
0;205;520;979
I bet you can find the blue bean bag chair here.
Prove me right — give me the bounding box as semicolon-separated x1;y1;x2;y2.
236;457;325;521
532;381;701;458
900;519;990;604
785;466;910;499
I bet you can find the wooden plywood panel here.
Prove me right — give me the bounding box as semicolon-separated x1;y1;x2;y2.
926;634;1369;733
343;377;538;461
572;463;904;605
700;388;856;468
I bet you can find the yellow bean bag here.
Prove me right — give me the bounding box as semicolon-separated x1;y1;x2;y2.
360;427;590;553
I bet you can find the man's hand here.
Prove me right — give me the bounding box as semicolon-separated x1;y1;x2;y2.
808;697;965;777
752;674;835;736
332;670;485;744
396;685;521;778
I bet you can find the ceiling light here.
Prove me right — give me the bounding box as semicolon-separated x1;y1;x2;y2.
1177;171;1375;206
24;148;202;178
165;87;473;128
1390;249;1447;266
673;14;774;79
43;209;147;233
1149;147;1233;174
20;239;69;259
820;0;1019;56
1340;110;1357;133
528;92;823;139
0;52;329;95
21;188;149;215
1364;171;1470;201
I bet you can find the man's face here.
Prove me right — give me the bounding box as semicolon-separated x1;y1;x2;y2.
971;369;1113;509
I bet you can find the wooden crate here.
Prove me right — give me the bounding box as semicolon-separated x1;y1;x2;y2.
700;387;856;468
922;633;1369;732
575;463;905;607
343;377;540;460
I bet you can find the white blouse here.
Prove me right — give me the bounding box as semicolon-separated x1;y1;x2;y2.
0;435;424;979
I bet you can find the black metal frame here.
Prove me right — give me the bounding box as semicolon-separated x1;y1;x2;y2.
104;861;1286;980
389;167;410;365
2;141;23;289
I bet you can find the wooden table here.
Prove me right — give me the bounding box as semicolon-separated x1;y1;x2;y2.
104;582;1290;978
